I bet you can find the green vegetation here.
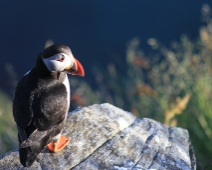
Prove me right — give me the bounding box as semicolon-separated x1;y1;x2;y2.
0;90;18;154
1;4;212;169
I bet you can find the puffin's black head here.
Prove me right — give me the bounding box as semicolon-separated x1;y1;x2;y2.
41;44;84;77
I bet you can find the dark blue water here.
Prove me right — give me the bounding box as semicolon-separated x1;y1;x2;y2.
0;0;211;93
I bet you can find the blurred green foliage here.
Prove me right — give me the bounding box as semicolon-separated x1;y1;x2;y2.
1;4;212;169
0;90;18;154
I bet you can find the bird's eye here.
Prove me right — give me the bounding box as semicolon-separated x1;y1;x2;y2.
57;57;65;62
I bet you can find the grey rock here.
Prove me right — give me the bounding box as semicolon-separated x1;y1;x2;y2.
0;103;196;170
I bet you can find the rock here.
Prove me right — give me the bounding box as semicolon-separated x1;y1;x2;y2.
0;103;196;170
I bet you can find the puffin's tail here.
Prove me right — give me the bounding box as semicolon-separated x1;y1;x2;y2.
19;147;39;167
18;131;54;167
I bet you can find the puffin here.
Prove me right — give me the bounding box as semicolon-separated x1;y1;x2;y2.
13;44;84;167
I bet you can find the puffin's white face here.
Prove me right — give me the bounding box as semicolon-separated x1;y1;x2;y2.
42;52;75;72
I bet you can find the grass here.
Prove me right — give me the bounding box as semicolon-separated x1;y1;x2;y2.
0;90;18;154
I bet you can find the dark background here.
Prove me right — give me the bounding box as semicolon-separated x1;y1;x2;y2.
0;0;212;94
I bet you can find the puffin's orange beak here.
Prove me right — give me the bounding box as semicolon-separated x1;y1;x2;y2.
65;58;85;77
72;58;85;77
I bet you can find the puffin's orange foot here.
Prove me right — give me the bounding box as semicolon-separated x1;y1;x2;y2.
47;136;69;153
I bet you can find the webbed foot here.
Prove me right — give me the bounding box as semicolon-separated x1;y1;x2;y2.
47;135;69;153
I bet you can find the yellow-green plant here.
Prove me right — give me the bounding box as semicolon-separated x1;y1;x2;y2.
0;90;18;155
164;94;190;126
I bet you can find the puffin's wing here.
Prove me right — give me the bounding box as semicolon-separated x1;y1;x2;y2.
13;74;34;129
32;83;68;131
19;128;54;148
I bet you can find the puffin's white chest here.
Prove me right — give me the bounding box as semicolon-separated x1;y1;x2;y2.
62;74;70;111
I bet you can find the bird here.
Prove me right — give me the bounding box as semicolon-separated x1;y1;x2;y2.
12;44;84;167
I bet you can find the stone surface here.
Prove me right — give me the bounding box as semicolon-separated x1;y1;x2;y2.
73;119;195;170
0;103;196;170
